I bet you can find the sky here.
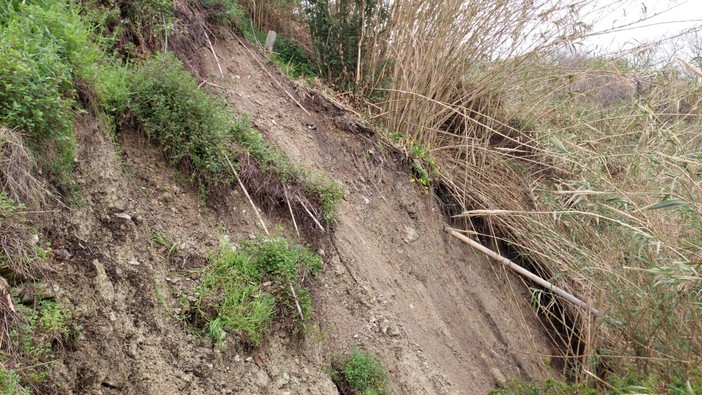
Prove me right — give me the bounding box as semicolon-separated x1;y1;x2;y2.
579;0;702;53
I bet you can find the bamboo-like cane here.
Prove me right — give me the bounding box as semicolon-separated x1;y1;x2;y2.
446;227;600;317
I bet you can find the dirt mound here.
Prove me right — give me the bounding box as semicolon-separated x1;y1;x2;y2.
26;33;557;394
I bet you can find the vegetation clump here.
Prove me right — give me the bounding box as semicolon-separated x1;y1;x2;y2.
331;347;390;395
0;0;106;187
126;52;342;219
0;299;79;394
187;236;321;345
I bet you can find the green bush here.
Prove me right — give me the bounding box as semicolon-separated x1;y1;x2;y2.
305;0;388;88
128;52;236;189
0;369;28;395
127;54;343;216
271;36;318;79
1;300;78;391
190;237;322;345
199;0;244;27
332;347;390;395
0;0;109;186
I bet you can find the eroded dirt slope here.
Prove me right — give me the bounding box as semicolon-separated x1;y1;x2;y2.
32;33;558;394
193;33;558;393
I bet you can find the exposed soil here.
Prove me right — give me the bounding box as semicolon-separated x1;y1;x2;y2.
27;33;557;394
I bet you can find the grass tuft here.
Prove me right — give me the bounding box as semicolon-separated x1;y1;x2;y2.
187;236;321;345
331;347;390;395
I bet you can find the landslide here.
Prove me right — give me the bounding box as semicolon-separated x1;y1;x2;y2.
6;27;557;395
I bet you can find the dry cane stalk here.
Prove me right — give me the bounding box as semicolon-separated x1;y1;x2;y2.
447;227;601;317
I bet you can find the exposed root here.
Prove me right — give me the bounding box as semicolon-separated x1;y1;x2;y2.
237;153;324;234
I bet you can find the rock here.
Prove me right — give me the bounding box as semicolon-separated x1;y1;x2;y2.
114;212;132;221
388;325;401;337
128;258;141;266
54;248;71;260
402;226;419;243
245;356;253;363
134;215;144;224
276;373;290;388
234;354;241;362
490;367;507;387
101;377;122;389
252;369;270;387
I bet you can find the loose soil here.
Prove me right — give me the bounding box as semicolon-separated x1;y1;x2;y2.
28;33;557;394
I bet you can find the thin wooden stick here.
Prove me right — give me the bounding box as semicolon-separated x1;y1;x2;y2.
298;198;325;232
446;227;601;317
289;281;306;328
203;25;224;78
284;185;300;238
233;34;312;116
224;153;269;236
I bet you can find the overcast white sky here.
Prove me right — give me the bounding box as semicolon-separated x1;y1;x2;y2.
580;0;702;53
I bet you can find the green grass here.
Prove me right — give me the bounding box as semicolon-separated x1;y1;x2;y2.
0;300;79;392
188;236;321;345
126;52;342;218
332;347;390;395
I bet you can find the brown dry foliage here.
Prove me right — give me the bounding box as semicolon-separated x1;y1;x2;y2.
0;126;49;208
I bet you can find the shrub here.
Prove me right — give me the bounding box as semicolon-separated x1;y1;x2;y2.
128;52;236;189
0;0;106;186
332;347;390;395
304;0;389;89
189;237;321;345
1;300;78;391
199;0;244;27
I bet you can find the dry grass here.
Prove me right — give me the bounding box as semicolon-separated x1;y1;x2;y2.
318;0;702;388
0;126;50;208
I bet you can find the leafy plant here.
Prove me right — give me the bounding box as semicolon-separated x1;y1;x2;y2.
2;300;79;391
188;236;321;345
331;347;390;395
128;52;237;189
305;0;389;89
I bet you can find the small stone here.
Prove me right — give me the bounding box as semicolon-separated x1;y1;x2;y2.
491;367;507;387
388;325;401;337
109;312;117;321
317;249;325;258
234;354;241;362
402;226;419;243
134;215;144;224
361;196;370;205
54;248;71;260
128;258;141;266
114;212;132;221
276;372;290;388
245;356;253;363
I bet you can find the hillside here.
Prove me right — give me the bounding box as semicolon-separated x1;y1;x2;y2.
3;1;702;394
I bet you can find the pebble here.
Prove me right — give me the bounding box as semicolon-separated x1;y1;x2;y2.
114;212;132;221
54;248;71;260
490;367;507;387
402;226;419;243
245;356;253;363
234;354;241;362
